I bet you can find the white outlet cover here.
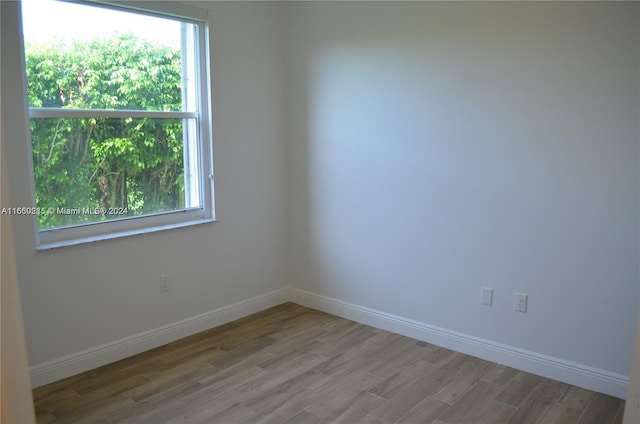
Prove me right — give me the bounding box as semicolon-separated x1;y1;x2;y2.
515;293;528;312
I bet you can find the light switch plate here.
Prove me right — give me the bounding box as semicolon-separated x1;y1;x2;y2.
481;287;493;306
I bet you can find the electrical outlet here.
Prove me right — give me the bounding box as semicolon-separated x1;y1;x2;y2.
159;275;169;292
481;287;493;306
514;293;527;313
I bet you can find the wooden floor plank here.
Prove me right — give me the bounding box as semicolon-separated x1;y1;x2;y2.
31;303;624;424
311;332;396;376
368;340;435;381
496;371;544;407
369;367;456;423
304;370;383;419
327;392;386;424
50;395;136;424
461;399;517;424
540;404;582;424
261;326;330;357
507;379;568;424
35;410;57;424
612;403;625;424
281;410;322;424
256;389;317;424
244;369;324;417
394;396;450;424
33;371;99;403
557;386;594;411
432;356;493;404
368;359;435;400
134;400;193;424
357;415;387;424
33;389;82;415
482;364;520;387
577;393;623;424
104;379;203;424
437;381;505;423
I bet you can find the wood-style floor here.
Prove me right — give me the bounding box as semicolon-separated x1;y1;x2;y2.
33;303;625;424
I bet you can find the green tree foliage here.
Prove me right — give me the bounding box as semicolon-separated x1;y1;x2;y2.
26;35;186;228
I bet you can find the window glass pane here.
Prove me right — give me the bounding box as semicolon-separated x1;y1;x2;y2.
31;117;200;229
21;0;189;111
18;0;211;242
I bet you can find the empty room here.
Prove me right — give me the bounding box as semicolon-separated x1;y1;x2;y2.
2;1;639;423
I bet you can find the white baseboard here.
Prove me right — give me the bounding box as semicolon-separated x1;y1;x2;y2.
30;286;629;399
288;288;630;399
29;288;289;388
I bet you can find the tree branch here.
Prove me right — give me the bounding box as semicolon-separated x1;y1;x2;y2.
44;119;64;166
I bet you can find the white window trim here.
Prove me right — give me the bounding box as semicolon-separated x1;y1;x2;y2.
29;109;199;119
13;0;215;250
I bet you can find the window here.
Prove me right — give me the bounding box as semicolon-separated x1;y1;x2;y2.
19;0;214;248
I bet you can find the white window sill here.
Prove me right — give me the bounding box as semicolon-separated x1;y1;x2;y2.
36;218;215;251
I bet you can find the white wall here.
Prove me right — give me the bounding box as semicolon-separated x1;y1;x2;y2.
4;1;287;369
286;1;640;380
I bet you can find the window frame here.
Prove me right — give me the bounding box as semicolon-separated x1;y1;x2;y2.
18;0;215;250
